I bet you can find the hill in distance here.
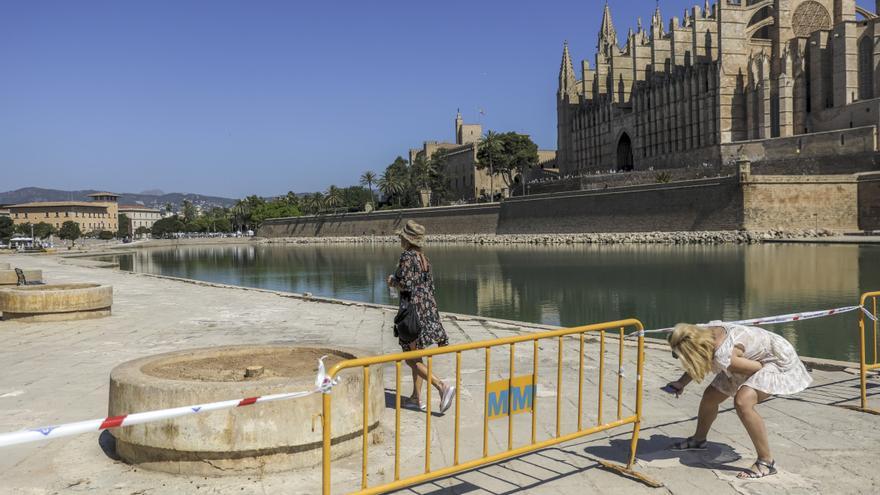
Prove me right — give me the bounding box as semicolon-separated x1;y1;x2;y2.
0;187;237;210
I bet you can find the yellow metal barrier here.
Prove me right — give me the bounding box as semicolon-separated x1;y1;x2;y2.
321;319;661;494
855;291;880;415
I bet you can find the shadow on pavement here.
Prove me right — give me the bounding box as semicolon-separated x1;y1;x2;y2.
583;434;742;473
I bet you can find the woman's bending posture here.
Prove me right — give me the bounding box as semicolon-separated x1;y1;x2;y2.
664;322;812;479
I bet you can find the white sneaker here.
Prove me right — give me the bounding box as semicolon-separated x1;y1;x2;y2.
440;384;455;413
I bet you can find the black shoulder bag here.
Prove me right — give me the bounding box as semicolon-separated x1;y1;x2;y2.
394;291;421;344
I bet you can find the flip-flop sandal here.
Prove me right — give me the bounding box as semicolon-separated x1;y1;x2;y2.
737;459;778;479
669;437;708;451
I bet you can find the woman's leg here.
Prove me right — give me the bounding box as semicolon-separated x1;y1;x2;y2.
734;386;772;461
406;359;423;401
693;385;729;441
405;357;445;397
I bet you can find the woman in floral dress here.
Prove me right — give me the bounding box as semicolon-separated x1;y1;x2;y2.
387;220;455;413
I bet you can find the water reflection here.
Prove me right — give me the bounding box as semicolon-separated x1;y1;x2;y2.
102;243;879;361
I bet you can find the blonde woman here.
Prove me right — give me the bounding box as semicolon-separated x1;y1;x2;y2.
664;322;812;480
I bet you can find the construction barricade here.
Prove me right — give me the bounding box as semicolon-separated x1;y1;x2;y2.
320;318;660;495
854;291;880;415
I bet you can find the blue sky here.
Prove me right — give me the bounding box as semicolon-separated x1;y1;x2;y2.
1;1;874;198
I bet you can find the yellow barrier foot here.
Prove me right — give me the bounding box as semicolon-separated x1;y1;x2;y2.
596;460;664;488
837;405;880;415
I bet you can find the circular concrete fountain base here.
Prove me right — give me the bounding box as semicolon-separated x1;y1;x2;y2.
0;283;111;321
109;345;383;476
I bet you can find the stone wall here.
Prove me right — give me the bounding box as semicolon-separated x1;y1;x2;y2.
260;174;872;238
497;178;743;234
258;204;501;238
858;172;880;231
721;126;878;174
742;175;860;231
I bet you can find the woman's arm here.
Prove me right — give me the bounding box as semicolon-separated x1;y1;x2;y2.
727;347;763;376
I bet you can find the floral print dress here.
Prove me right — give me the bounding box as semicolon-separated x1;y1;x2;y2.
393;250;449;350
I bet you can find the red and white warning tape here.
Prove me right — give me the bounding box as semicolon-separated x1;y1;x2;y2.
632;304;877;338
0;357;339;448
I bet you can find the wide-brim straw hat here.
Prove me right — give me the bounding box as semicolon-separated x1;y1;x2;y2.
396;220;426;247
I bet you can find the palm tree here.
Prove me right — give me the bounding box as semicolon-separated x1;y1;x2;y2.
231;200;250;231
478;130;504;201
378;173;406;207
305;192;325;214
324;185;343;213
359;171;377;208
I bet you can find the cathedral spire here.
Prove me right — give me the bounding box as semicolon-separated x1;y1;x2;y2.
652;2;665;38
598;1;618;54
558;41;577;98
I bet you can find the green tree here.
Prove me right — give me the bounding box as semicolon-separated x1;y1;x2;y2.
378;173;406;206
181;199;197;223
134;226;151;237
427;149;451;205
324;185;343;212
163;202;173;214
0;217;13;242
14;222;32;236
59;221;82;246
117;214;131;238
302;193;324;215
33;222;56;240
98;230;114;240
359;171;377;208
151;216;185;237
476;131;538;199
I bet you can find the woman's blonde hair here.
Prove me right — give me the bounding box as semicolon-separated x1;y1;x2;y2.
668;323;716;382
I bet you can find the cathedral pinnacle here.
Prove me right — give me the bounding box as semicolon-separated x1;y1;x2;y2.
558;41;577;96
598;1;618;52
652;2;665;37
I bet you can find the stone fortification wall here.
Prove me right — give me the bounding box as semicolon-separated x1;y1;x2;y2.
526;163;735;196
258;204;500;238
858;172;880;231
498;178;743;234
721;127;878;174
742;175;860;232
260;175;872;238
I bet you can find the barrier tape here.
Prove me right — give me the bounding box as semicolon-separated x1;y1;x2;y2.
629;304;874;339
0;357;339;449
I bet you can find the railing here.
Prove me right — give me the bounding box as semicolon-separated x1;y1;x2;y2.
856;291;880;415
320;318;660;494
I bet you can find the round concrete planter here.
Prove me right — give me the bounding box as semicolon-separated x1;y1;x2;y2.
0;269;43;286
0;283;112;321
108;345;384;476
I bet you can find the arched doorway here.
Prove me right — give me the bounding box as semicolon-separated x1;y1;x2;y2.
617;133;634;171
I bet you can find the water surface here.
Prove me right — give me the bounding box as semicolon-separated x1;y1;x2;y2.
101;243;880;361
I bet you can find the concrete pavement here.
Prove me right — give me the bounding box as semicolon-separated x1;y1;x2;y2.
0;252;878;494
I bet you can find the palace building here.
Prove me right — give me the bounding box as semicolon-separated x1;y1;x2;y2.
557;1;880;175
8;192;120;233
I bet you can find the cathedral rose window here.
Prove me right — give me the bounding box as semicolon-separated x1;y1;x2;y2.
792;1;831;37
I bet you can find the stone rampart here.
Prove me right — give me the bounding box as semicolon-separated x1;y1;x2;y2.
742;175;860;232
259;174;872;237
258;204;500;238
721;127;878;174
499;177;743;234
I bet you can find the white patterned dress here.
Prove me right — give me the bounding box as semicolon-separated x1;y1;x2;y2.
710;322;812;397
